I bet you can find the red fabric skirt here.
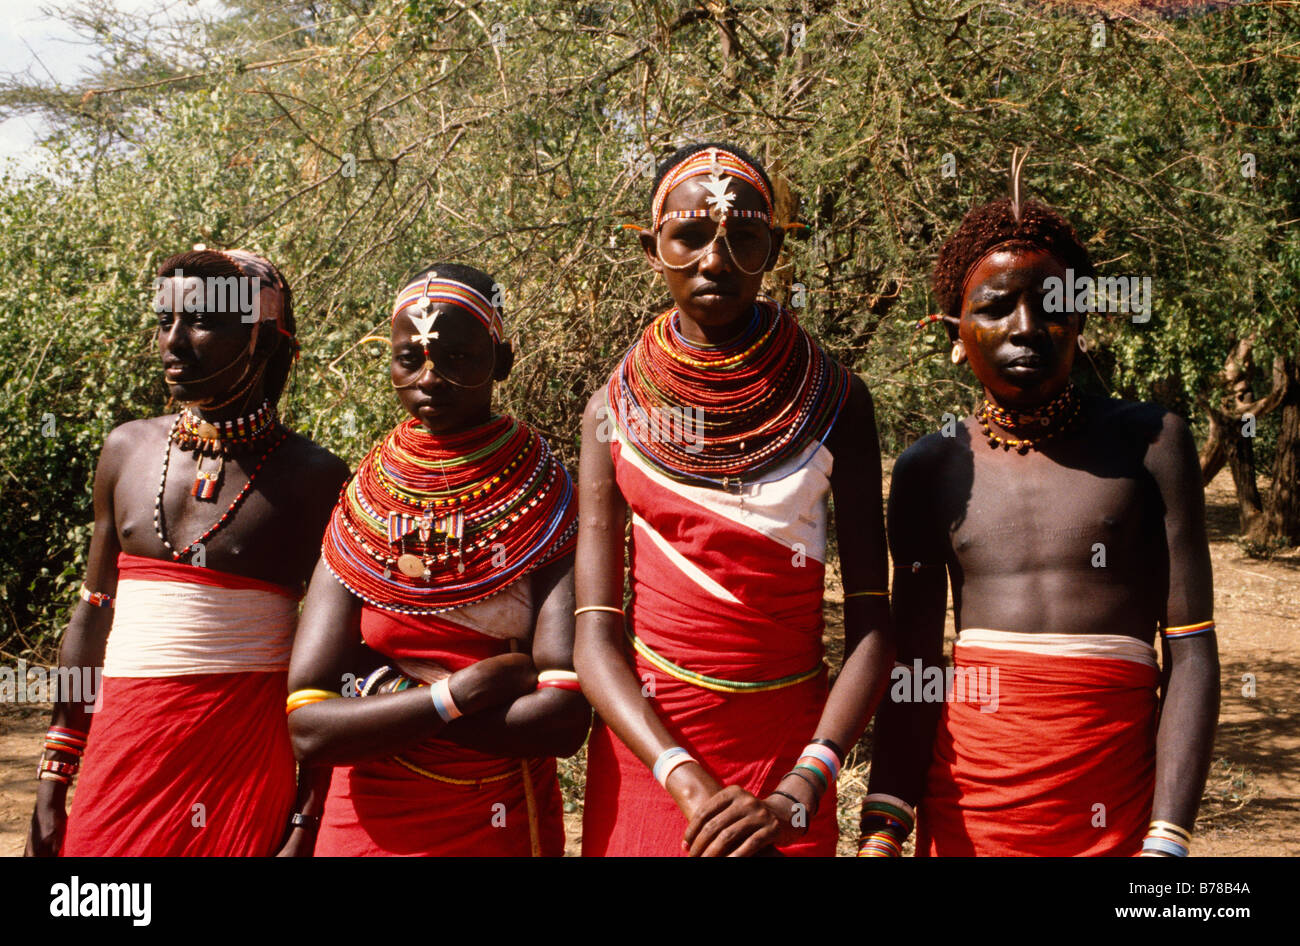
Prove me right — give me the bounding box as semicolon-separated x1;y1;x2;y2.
315;756;564;857
312;605;565;857
582;661;836;857
62;671;295;856
917;645;1158;857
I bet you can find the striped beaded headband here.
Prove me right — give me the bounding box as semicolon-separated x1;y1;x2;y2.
392;273;504;344
221;249;288;324
651;147;774;232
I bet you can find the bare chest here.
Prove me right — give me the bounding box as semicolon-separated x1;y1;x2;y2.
114;438;299;573
949;450;1160;578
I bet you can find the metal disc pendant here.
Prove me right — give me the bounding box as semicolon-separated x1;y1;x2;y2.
196;422;220;439
397;554;426;578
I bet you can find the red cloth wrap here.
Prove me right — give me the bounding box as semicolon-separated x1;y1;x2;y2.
581;439;835;856
62;671;295;856
917;645;1159;857
616;440;826;681
116;551;301;598
313;604;565;856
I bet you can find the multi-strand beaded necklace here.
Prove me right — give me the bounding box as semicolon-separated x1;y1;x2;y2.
977;383;1084;454
607;299;851;488
322;415;578;614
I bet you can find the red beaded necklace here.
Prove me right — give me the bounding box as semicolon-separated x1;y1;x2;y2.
608;299;850;487
322;416;577;614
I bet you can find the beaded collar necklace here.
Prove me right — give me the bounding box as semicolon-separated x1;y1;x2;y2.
321;415;577;614
607;298;850;489
154;413;287;559
977;384;1084;454
174;400;282;500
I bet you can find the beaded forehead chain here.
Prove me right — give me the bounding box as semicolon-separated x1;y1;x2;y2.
652;147;774;232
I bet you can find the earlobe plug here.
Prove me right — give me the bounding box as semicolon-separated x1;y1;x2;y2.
951;341;966;365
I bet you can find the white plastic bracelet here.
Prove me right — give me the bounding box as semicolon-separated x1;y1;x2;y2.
652;746;695;787
430;678;463;723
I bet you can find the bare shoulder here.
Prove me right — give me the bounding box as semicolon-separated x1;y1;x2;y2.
278;430;351;486
100;414;176;465
1089;396;1193;458
894;428;965;485
583;383;610;424
841;370;874;418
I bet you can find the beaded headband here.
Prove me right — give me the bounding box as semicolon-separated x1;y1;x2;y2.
391;273;504;345
651;147;774;232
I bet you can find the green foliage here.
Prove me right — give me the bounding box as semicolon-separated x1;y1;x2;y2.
1;0;1297;651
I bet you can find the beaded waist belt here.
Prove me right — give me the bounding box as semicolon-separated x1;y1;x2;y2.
627;630;823;694
391;754;517;786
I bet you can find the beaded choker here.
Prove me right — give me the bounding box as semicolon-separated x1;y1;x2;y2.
321;415;578;614
607;299;850;488
176;400;280;456
977;384;1084;454
174;400;282;500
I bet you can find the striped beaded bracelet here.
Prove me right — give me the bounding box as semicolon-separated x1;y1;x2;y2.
1140;836;1189;857
38;758;79;782
799;742;842;781
1139;820;1192;857
857;793;916;857
79;584;114;609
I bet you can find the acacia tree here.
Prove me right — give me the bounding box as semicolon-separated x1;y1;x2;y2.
1;0;1297;651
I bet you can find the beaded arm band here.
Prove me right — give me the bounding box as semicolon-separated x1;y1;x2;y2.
285;689;341;715
37;758;79;784
574;605;625;618
1162;620;1215;641
79;584;114;609
537;669;582;693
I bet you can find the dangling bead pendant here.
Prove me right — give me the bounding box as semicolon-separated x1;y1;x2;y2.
192;455;224;501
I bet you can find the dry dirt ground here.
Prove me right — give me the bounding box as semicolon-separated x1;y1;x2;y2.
1;472;1294;857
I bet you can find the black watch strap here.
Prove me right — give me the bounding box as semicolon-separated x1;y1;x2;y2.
290;812;320;830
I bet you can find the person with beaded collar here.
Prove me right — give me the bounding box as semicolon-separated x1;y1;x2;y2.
284;263;588;857
26;248;350;857
574;144;895;856
859;187;1219;857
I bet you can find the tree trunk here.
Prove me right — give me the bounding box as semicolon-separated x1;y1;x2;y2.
1226;412;1266;537
1257;353;1300;547
1199;338;1294;541
1199;406;1228;486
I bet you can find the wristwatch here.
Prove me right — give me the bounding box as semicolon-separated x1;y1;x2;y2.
289;812;320;830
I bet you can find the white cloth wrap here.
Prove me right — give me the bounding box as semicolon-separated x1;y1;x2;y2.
102;577;298;678
957;628;1158;669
